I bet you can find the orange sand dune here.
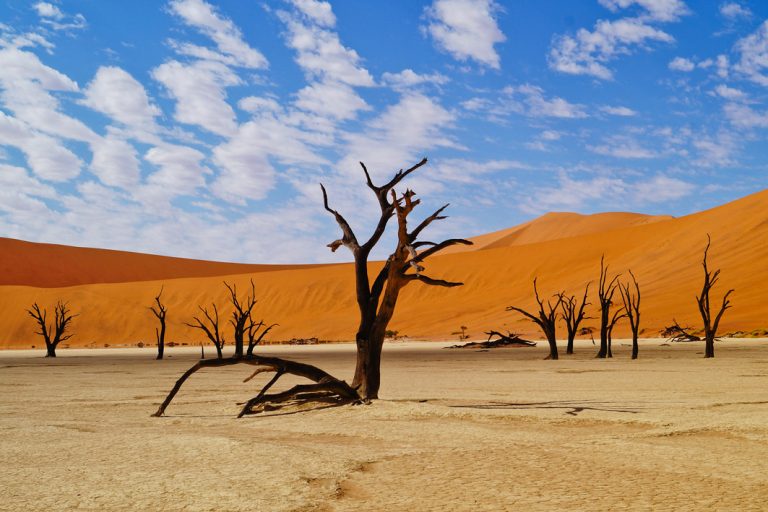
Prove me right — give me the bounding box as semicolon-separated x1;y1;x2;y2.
0;237;323;288
1;190;766;349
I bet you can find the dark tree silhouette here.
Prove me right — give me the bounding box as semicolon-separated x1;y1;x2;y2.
619;270;641;359
596;256;621;359
561;284;591;355
606;306;627;358
185;303;226;359
149;287;168;360
507;278;564;360
246;317;278;357
696;235;734;358
27;301;77;357
153;157;470;417
225;280;257;358
661;320;701;342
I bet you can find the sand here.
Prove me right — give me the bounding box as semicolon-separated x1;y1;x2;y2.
2;189;768;348
2;340;767;511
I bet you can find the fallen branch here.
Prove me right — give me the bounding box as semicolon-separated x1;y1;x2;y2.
447;330;537;349
152;354;360;417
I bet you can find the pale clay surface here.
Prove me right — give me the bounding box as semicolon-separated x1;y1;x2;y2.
1;340;767;511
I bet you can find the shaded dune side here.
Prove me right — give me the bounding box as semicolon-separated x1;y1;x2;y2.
0;190;766;348
0;238;325;288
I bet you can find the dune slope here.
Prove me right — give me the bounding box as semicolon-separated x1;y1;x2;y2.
0;237;322;288
0;190;766;348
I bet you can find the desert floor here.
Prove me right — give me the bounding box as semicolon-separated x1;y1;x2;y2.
1;340;767;511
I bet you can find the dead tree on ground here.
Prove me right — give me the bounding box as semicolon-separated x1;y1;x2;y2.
696;235;734;358
149;287;168;360
185;303;226;359
561;284;590;355
596;256;621;359
26;301;77;357
661;321;701;342
507;279;564;360
619;270;641;359
153;157;471;417
225;280;258;358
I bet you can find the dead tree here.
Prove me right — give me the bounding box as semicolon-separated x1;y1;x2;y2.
661;321;701;342
561;283;590;355
149;287;168;360
225;280;257;358
507;278;564;360
696;235;734;358
153;157;470;417
619;270;641;359
246;316;278;356
596;256;621;359
26;301;77;357
185;303;226;359
606;306;627;358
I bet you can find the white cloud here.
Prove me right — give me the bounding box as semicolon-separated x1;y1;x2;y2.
600;105;638;116
0;46;77;91
541;130;563;141
720;2;752;20
152;59;240;137
144;144;210;196
691;132;738;166
734;20;768;86
432;158;529;184
590;145;656;159
598;0;689;22
668;56;695;71
716;54;730;79
521;171;693;214
340;93;457;180
168;0;268;69
723;102;768;129
633;174;695;202
507;84;588;119
33;2;63;19
714;84;747;100
90;136;141;189
82;66;161;135
381;69;449;89
423;0;505;69
289;0;336;28
238;96;282;114
33;2;87;31
549;1;685;80
294;81;370;121
589;135;658;158
211;113;328;203
279;9;374;87
0;111;82;181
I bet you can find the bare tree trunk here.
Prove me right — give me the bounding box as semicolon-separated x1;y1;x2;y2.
546;330;559;360
156;323;166;360
631;333;639;360
596;256;620;359
45;344;56;358
696;235;734;359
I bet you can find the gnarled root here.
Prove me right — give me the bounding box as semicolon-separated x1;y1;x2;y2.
152;354;359;417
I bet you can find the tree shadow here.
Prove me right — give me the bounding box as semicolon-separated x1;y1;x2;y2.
449;400;640;416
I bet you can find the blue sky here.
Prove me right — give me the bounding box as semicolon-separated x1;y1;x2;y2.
0;0;767;263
